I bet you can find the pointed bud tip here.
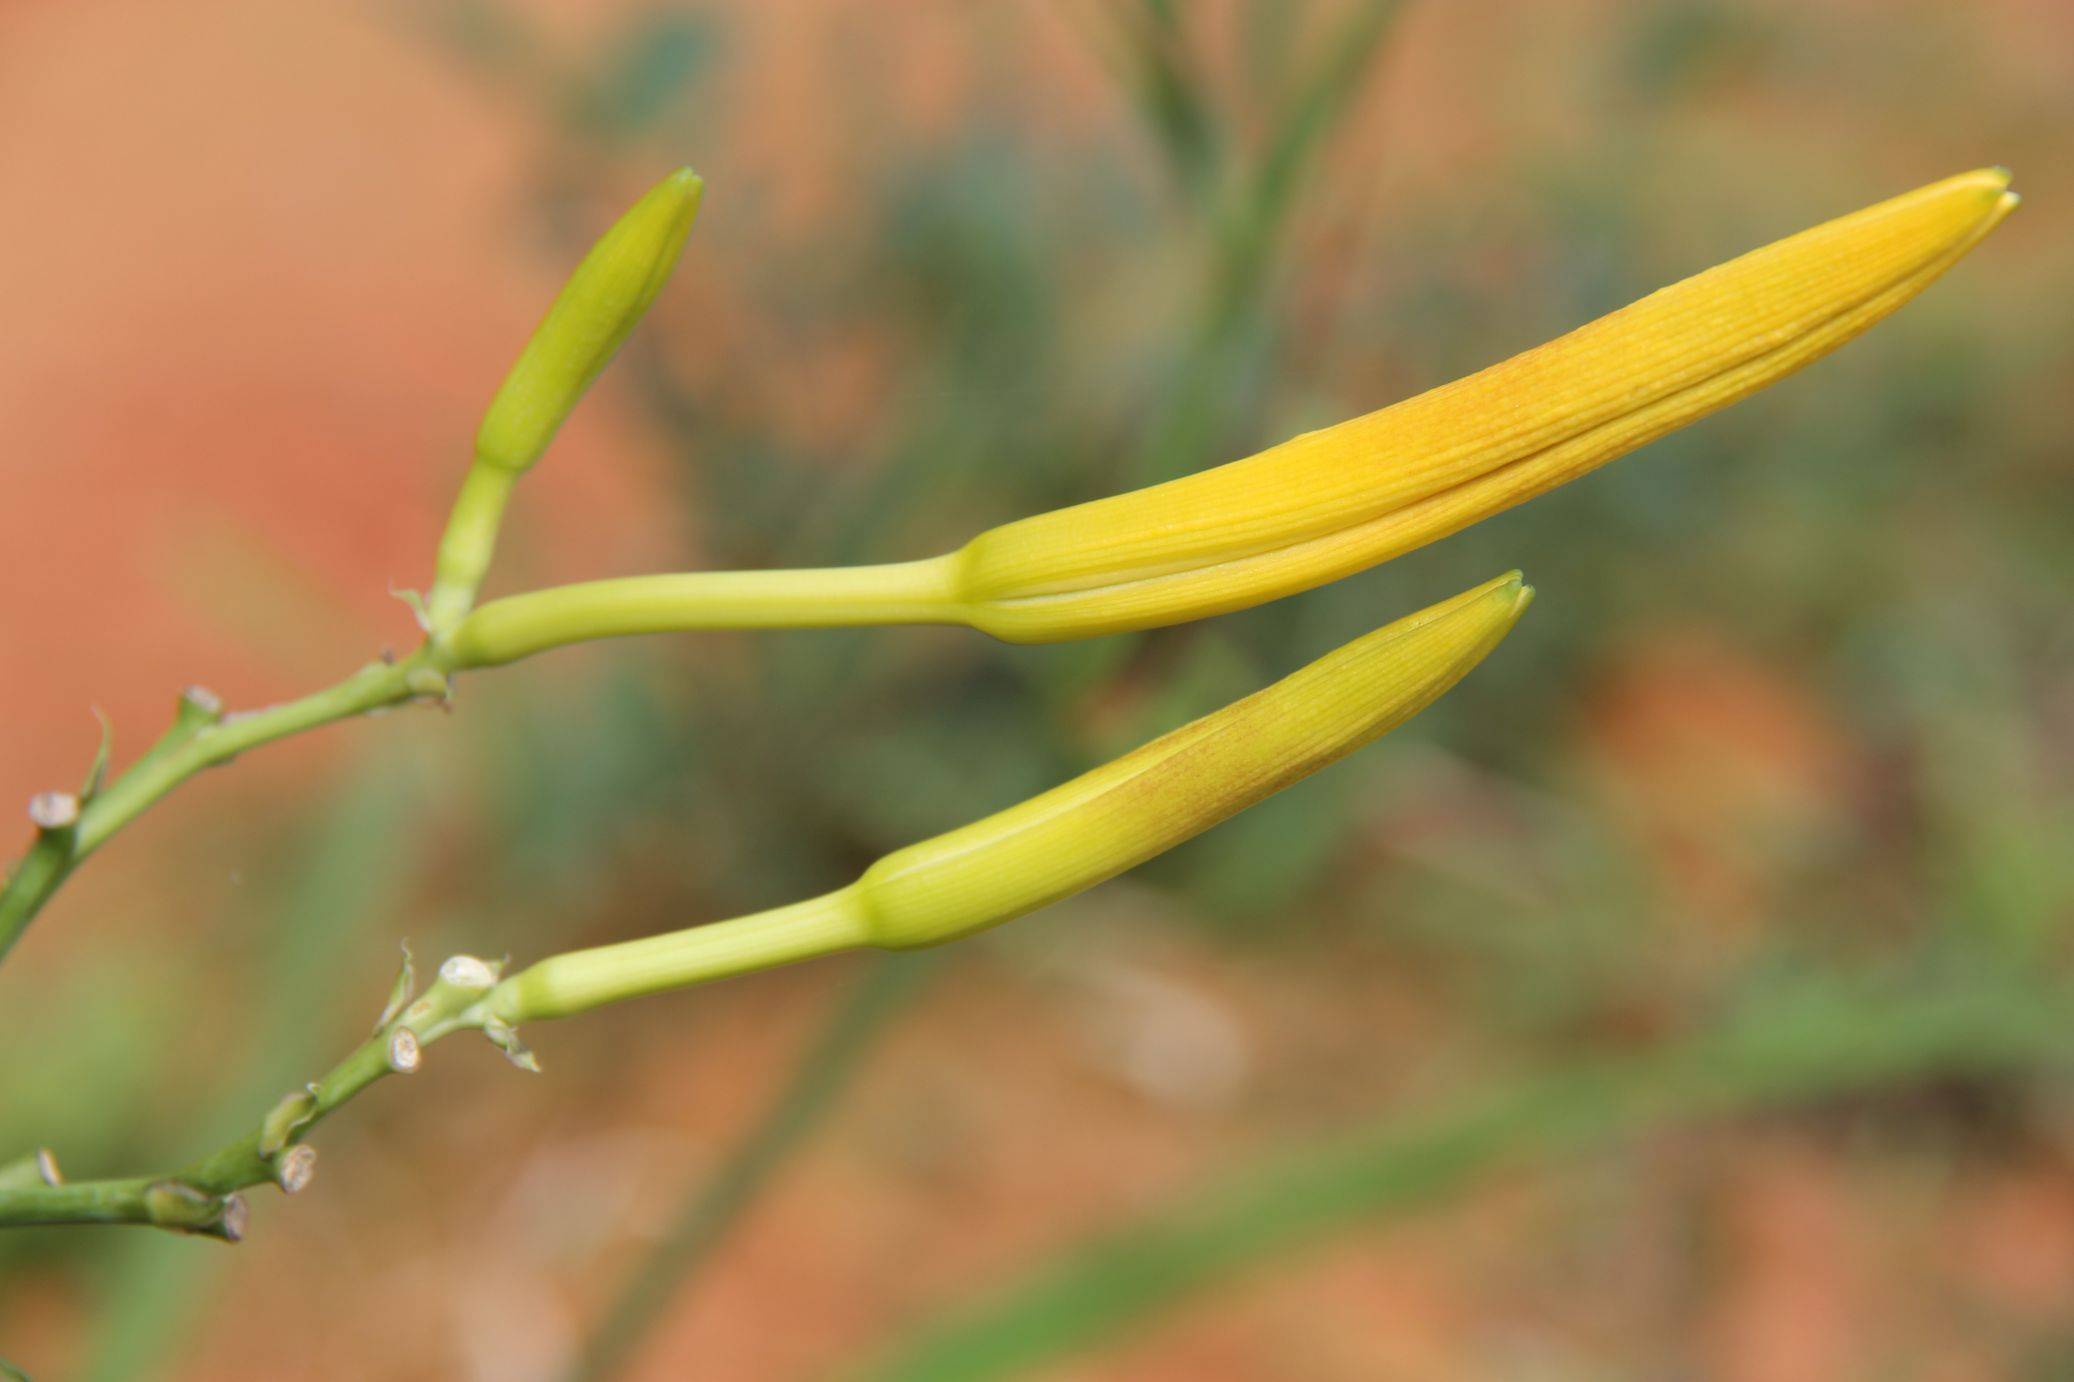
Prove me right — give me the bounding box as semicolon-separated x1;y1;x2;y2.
1895;168;2016;230
1510;576;1535;616
1388;570;1535;647
1953;166;2017;217
1480;569;1534;624
1930;166;2010;201
640;166;704;233
1466;569;1533;614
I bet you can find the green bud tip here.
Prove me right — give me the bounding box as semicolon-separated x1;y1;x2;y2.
473;167;705;476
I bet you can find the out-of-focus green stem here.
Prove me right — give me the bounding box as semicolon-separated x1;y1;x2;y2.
573;955;938;1382
849;973;2074;1382
1127;0;1404;488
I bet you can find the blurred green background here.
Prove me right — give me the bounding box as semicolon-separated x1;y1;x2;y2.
2;1;2070;1378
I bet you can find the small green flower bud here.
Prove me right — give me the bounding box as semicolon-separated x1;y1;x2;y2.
426;168;703;632
475;167;704;475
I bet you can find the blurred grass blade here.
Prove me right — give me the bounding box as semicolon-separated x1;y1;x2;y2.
570;8;718;140
1112;0;1222;198
848;973;2070;1382
574;955;937;1381
1233;0;1403;283
85;765;427;1382
1133;0;1406;486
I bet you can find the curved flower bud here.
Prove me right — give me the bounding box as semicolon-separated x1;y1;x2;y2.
487;572;1531;1022
951;168;2015;640
853;570;1532;947
475;167;704;475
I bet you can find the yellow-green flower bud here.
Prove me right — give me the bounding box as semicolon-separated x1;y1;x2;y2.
426;168;704;632
474;167;704;475
487;572;1530;1022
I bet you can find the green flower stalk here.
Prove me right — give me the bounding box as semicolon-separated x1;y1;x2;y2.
484;572;1531;1023
425;168;704;631
444;168;2013;666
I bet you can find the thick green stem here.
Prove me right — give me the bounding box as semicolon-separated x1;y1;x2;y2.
488;888;874;1023
445;558;962;669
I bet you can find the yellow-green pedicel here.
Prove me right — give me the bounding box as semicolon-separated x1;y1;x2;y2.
428;168;704;629
487;572;1532;1022
444;169;2014;667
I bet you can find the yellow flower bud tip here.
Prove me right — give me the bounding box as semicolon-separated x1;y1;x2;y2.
488;574;1529;1023
951;168;2014;643
473;166;704;475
